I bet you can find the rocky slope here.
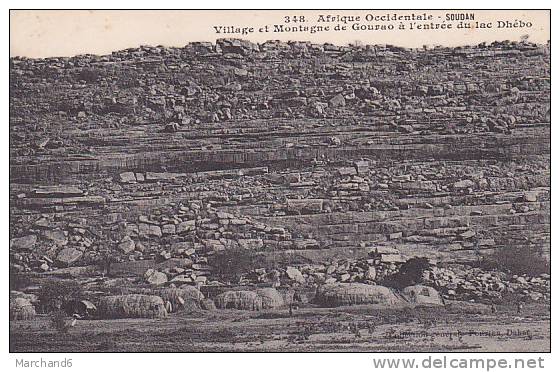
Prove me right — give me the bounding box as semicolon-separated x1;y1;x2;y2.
9;39;550;302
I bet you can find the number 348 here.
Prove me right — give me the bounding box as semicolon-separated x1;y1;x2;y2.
284;15;306;23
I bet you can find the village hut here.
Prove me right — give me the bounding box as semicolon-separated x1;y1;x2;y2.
158;286;205;313
278;288;295;306
177;284;206;300
98;294;167;319
10;297;36;320
10;290;39;304
201;298;217;311
255;288;285;309
401;285;443;306
214;290;263;311
315;283;404;307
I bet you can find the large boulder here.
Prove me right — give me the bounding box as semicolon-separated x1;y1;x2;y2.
453;179;475;190
169;275;193;285
216;38;258;56
523;191;538;202
329;94;346;107
176;220;195;234
139;223;162;238
144;269;168;285
402;285;443;306
43;230;68;246
56;247;83;266
118;236;135;254
365;266;377;281
237;239;263;250
286;267;305;284
161;224;176;235
118;172;137;183
10;235;37;250
32;186;84;197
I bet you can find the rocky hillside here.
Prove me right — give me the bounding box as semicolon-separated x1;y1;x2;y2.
10;39;550;300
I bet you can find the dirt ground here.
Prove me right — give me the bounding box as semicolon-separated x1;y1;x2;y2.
9;301;550;352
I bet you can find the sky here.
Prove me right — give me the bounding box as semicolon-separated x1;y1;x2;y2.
10;10;550;58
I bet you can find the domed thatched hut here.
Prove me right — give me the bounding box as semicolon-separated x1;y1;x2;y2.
10;297;36;320
98;294;167;319
315;283;404;307
158;286;205;313
214;290;262;311
402;285;443;306
256;288;285;309
201;298;217;311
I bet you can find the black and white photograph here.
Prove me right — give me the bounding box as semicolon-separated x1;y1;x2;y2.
7;8;551;358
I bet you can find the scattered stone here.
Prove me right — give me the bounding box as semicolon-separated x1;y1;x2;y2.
286;267;305;284
365;266;377;281
118;172;137;183
10;235;37;250
329;94;346;107
56;247;83;266
139;223;162;238
42;230;68;246
523;191;538;202
460;230;476;240
388;232;403;240
118;236;135;254
144;269;168;285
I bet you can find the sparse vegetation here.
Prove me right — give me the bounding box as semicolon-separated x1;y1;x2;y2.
49;309;72;334
479;246;550;276
209;248;267;284
38;280;83;312
96;338;118;351
78;68;104;83
9;268;31;291
9;301;550;352
382;257;431;289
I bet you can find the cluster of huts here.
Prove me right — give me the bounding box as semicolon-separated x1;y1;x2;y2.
10;283;442;321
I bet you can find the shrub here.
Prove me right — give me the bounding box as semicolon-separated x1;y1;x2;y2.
399;257;431;283
96;253;118;277
78;68;103;83
478;246;550;276
209;248;265;284
381;257;431;290
38;280;83;312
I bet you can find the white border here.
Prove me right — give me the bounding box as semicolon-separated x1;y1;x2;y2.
2;1;555;371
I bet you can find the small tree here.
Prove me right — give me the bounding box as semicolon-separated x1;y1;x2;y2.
78;68;103;83
38;280;83;313
209;248;265;284
381;257;431;289
399;257;431;284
